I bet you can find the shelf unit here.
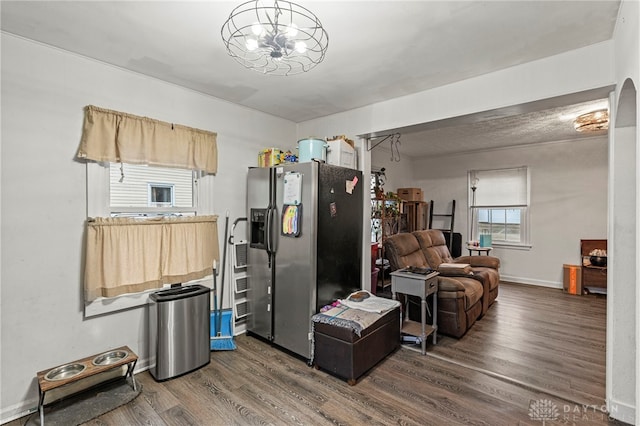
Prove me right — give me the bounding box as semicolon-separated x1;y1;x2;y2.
580;239;607;292
371;194;401;289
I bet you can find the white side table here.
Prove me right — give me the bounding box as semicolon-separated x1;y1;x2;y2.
391;268;439;355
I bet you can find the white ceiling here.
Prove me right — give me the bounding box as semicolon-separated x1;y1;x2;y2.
1;1;620;155
369;91;613;157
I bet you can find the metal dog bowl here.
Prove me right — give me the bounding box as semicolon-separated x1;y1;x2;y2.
44;363;87;381
92;350;129;366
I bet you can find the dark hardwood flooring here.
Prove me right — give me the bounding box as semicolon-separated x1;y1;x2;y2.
428;282;608;408
11;282;624;425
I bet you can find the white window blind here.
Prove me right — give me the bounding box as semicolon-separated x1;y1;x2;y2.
471;167;529;207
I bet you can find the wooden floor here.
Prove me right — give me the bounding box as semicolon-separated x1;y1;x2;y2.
12;282;625;425
429;282;608;408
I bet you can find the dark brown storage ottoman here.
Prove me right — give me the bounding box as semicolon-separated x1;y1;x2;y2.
312;306;400;385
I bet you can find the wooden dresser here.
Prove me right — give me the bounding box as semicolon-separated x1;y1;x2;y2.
580;239;607;292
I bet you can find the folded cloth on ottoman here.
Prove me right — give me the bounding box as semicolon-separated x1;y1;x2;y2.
338;290;401;314
313;305;386;337
313;292;400;337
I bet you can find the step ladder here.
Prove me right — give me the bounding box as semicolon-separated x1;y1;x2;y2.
428;200;456;252
229;217;249;336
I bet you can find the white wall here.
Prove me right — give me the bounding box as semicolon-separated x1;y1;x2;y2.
297;41;614;142
0;34;296;422
371;147;415;194
410;138;608;286
609;0;640;423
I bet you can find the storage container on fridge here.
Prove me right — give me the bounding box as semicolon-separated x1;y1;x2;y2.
297;138;327;162
326;139;356;169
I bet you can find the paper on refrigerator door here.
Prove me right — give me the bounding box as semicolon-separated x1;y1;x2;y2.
283;172;302;205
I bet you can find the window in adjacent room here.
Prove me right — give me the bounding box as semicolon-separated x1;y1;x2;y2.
469;166;530;248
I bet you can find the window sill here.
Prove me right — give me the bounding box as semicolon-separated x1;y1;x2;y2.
491;242;532;251
84;276;213;318
84;289;156;318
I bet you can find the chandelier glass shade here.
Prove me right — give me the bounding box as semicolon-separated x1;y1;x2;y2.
574;109;609;132
221;0;329;76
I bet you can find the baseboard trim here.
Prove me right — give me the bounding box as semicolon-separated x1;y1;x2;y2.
1;401;37;425
607;398;635;424
500;274;562;289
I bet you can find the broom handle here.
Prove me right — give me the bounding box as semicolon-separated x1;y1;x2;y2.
212;260;218;333
217;212;230;336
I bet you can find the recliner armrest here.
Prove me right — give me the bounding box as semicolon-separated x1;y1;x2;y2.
454;255;500;269
437;276;470;292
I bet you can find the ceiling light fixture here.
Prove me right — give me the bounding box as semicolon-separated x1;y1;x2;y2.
221;0;329;76
574;109;609;132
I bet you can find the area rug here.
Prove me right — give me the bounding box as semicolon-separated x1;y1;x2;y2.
25;379;142;426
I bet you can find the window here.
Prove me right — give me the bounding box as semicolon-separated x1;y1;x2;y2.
80;106;218;317
109;163;196;216
85;161;209;316
477;208;524;243
149;184;174;207
469;167;530;248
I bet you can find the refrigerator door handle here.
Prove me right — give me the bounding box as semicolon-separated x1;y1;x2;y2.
265;205;272;255
265;205;276;255
266;168;276;256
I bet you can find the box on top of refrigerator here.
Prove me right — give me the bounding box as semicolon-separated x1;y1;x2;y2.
326;139;356;169
258;148;284;167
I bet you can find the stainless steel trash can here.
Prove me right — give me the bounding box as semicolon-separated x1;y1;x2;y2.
149;284;210;381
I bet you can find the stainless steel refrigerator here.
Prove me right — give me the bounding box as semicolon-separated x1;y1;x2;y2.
246;161;363;359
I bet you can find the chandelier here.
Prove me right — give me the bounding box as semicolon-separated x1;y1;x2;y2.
221;0;329;76
574;109;609;132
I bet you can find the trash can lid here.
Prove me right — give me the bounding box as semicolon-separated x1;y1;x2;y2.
150;284;210;302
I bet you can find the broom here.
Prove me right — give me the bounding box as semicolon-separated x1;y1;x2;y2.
211;211;236;350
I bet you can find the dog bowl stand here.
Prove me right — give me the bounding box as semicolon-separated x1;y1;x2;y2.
36;345;138;426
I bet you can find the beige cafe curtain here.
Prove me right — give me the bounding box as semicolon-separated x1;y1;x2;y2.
84;215;219;302
77;105;218;174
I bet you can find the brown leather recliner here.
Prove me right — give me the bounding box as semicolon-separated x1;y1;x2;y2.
383;232;484;338
413;230;500;316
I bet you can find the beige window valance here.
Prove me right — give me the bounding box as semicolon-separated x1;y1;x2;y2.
77;105;217;174
84;215;219;302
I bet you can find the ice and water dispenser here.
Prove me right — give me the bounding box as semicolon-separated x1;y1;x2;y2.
250;208;267;249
